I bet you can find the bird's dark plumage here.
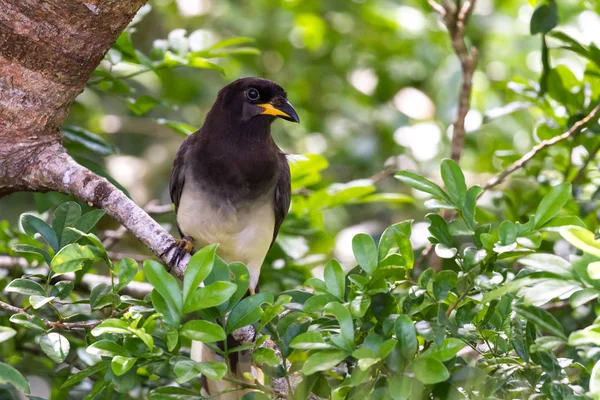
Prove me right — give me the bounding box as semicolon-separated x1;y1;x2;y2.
169;77;297;289
169;78;298;399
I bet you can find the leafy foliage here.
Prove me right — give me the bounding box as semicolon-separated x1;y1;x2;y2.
3;1;600;400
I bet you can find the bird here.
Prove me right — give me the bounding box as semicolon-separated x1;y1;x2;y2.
167;77;299;398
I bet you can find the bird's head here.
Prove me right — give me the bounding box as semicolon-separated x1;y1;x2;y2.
210;77;300;127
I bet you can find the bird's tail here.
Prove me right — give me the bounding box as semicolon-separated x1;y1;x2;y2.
192;340;262;400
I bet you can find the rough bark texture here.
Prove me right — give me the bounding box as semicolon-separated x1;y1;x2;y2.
0;0;190;275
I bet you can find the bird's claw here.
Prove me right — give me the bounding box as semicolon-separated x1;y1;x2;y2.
162;236;194;272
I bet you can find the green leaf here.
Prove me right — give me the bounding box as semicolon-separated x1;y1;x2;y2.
352;347;380;370
89;284;112;310
530;1;558;35
514;303;566;340
51;202;82;247
463;185;483;230
184;281;237;313
12;244;52;265
222;262;250;311
62;209;106;246
83;378;111;400
0;326;17;343
86;340;128;357
9;314;46;331
426;214;453;246
570;288;600;308
324;259;345;300
91;319;130;336
114;258;138;292
534;183;571;229
40;333;70;363
421;338;464;361
152;289;180;327
498;221;518;245
290;331;335;350
183;244;218;306
303;293;338;313
378;221;413;269
63;127;115;157
352;233;378;275
5;278;46;296
590;359;600;396
260;294;291;328
241;393;270;400
395;315;418;360
540;215;585;231
210;36;255;49
143;260;182;313
166;326;179;352
0;361;30;393
67;228;109;264
560;225;600;258
156;119;197;136
440;159;467;206
60;361;108;389
252;348;279;366
29;295;55;309
411;357;449;384
395;171;450;202
195;361;227;381
51;281;74;299
324;302;355;350
302;350;349;375
21;214;59;252
569;327;600;347
111;356;137;376
181;320;226;343
226;292;273;333
520;253;572;277
173;359;197;384
126;95;159;116
511;317;529;362
148;386;201;399
389;375;412;400
51;244;98;274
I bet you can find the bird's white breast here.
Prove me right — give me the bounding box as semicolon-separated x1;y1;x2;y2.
177;181;275;290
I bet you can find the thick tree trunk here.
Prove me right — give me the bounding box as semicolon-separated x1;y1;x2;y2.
0;0;189;276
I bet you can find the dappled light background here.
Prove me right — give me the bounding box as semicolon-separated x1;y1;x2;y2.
1;0;599;291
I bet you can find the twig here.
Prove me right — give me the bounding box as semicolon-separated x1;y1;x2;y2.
0;300;100;330
483;102;600;191
0;256;153;298
430;0;478;162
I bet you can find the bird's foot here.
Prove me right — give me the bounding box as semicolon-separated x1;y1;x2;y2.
163;236;194;272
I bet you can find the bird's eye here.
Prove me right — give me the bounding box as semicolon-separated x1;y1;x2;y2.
246;88;260;101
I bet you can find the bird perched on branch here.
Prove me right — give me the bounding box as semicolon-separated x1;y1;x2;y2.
167;77;299;398
168;77;298;290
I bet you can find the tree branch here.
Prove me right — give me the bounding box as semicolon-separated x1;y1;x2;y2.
0;299;102;330
430;0;478;162
483;102;600;191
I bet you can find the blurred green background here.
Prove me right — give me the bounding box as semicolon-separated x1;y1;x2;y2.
1;0;598;289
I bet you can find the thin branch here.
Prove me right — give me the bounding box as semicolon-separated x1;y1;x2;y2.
430;0;478;162
483;102;600;191
0;300;100;330
0;256;153;298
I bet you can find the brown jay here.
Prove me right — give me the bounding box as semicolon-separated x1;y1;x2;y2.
168;77;299;398
168;77;298;291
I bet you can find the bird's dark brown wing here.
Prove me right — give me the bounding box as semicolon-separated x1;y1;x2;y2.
169;134;194;212
271;153;291;248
